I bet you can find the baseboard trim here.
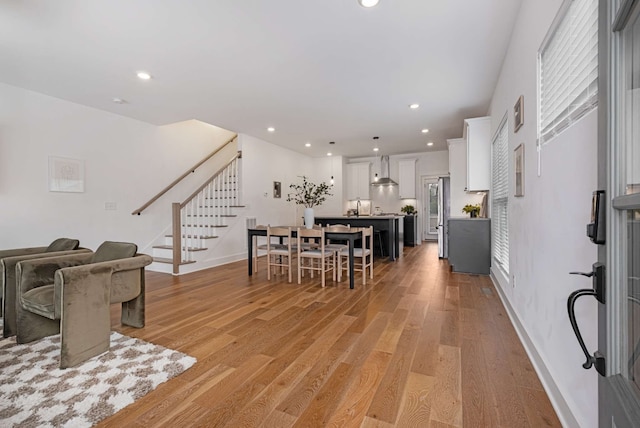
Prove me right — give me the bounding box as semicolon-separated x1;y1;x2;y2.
490;269;580;428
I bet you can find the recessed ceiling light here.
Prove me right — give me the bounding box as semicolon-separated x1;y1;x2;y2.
358;0;379;7
421;129;429;133
327;152;332;156
373;147;379;152
305;143;311;147
409;103;420;109
137;71;152;80
427;142;434;146
112;98;126;104
267;127;275;132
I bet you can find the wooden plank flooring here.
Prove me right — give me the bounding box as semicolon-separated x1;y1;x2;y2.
100;242;560;427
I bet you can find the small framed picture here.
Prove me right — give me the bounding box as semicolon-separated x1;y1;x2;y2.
515;144;524;197
514;95;524;133
273;181;281;198
49;156;85;193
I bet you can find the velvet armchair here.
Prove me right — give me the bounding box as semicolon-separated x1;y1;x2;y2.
1;238;88;338
15;241;152;368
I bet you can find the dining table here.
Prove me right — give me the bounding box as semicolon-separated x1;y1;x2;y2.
247;226;365;289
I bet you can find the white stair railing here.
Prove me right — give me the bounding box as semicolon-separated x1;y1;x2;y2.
171;151;242;274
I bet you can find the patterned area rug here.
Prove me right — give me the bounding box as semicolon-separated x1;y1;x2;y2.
0;329;196;427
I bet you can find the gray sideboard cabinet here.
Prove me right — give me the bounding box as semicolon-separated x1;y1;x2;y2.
447;218;491;275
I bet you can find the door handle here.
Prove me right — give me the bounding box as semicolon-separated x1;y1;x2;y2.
566;263;606;376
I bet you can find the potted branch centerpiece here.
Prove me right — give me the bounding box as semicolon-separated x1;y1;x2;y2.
287;176;333;228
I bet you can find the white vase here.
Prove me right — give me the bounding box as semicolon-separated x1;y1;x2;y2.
304;207;314;229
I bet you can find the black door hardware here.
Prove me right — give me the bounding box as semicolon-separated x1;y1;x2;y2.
567;263;606;376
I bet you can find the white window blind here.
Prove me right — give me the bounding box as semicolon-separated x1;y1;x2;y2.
492;116;509;275
539;0;598;144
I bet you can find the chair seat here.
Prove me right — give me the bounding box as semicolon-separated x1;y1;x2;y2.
301;249;334;257
352;248;371;257
21;285;56;320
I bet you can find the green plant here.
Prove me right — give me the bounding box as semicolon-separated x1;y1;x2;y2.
462;204;481;216
401;204;416;215
286;176;333;208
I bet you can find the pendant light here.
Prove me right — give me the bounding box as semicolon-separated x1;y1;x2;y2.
329;142;335;184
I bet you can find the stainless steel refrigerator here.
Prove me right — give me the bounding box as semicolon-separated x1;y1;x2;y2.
437;176;450;258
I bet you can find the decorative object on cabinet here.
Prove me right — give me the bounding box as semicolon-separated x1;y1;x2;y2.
273;181;281;198
400;204;416;215
398;158;417;198
462;204;481;218
287;176;333;228
515;143;524;197
464;117;491;192
514;95;524;132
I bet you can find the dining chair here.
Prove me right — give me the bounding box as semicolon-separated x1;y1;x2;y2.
297;227;335;287
340;226;374;285
266;226;294;282
324;224;351;281
252;224;269;273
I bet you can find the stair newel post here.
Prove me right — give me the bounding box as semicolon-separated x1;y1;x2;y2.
186;201;193;261
172;202;181;274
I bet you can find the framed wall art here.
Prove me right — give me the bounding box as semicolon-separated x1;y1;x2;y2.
49;156;85;193
514;95;524;132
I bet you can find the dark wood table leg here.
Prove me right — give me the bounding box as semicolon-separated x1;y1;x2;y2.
248;231;254;276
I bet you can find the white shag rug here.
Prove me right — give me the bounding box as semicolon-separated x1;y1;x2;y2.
0;328;196;427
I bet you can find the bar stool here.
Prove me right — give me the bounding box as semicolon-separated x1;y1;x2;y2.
373;230;385;257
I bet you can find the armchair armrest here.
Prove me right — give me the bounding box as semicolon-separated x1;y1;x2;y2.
1;249;91;337
52;253;152;323
0;246;49;259
16;253;94;295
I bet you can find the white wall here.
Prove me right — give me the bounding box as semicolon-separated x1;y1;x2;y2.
487;0;598;426
239;134;343;228
0;82;235;253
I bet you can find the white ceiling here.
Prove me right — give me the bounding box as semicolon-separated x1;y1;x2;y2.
0;0;522;158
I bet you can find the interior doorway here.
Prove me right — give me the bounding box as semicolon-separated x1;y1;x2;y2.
421;177;439;241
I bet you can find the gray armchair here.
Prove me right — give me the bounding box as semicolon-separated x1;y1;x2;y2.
1;238;89;338
15;241;152;368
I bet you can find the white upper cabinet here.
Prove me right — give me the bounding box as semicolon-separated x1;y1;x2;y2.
464;117;491;192
398;159;417;199
346;162;371;200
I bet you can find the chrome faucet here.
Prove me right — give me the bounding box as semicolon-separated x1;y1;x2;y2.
356;199;361;217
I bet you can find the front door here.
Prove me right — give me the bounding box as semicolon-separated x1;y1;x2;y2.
599;1;640;425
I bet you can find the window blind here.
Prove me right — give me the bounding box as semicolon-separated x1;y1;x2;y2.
492;116;509;274
539;0;598;144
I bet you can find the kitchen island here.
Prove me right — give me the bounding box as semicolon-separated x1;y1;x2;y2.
315;215;403;261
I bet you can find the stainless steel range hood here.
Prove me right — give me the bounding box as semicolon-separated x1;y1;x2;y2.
371;155;397;186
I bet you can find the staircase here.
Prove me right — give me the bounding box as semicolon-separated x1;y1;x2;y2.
149;151;244;274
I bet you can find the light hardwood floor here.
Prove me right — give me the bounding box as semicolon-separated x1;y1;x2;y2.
101;242;561;427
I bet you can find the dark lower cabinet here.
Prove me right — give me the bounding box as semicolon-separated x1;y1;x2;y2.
448;218;491;274
404;215;417;246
